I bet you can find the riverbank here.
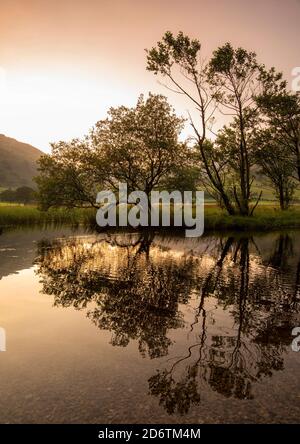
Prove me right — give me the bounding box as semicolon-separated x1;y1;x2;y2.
204;205;300;231
0;205;94;227
1;203;300;232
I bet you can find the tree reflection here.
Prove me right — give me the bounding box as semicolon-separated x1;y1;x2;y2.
149;234;300;414
35;230;300;415
35;231;199;358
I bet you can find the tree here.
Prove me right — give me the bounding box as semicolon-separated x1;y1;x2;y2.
256;67;300;181
208;43;262;215
0;186;35;204
90;93;186;197
36;94;187;210
35;138;101;209
215;112;261;213
15;186;36;204
160;146;200;193
0;188;15;203
254;130;296;210
146;31;236;215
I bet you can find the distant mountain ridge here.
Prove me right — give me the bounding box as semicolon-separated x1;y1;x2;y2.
0;134;43;188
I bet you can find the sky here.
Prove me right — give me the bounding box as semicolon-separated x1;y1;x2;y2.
0;0;299;152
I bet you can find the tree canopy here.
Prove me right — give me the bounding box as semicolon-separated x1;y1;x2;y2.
36;32;300;215
36;94;192;210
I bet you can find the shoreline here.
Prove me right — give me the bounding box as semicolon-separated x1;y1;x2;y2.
1;204;300;233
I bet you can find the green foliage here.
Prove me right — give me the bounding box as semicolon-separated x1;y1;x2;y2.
146;31;201;76
0;186;36;204
33;31;300;220
256;70;300;181
90;93;186;194
146;32;300;215
147;32;238;215
35;138;99;210
208;44;262;215
254;129;296;209
36;94;188;209
208;43;258;83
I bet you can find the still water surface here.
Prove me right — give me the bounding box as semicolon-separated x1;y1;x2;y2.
0;227;300;423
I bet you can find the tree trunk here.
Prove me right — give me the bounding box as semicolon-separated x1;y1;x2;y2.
297;148;300;182
198;142;236;216
238;108;250;216
278;184;285;210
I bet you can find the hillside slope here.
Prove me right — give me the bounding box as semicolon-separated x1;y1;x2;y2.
0;134;43;188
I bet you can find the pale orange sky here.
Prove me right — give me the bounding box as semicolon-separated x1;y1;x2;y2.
0;0;299;152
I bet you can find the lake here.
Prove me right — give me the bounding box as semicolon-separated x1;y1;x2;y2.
0;226;299;423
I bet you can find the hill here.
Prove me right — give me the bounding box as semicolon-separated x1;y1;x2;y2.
0;134;43;188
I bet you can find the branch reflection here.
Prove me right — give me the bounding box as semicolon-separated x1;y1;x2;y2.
35;230;300;414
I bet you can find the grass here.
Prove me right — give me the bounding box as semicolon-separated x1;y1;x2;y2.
0;205;95;227
203;204;300;232
0;202;300;232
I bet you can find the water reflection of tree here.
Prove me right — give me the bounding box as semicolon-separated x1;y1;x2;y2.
35;232;199;358
149;234;300;414
267;234;293;270
35;231;300;415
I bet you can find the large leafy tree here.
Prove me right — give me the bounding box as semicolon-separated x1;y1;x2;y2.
0;186;36;204
146;31;236;215
254;129;296;210
215;111;262;214
36;94;187;209
208;43;262;215
256;67;300;181
36;138;102;209
90;93;186;195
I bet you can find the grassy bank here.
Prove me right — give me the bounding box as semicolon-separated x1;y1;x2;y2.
0;205;95;227
1;203;300;232
204;205;300;231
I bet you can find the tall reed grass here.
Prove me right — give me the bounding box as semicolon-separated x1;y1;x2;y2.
0;203;300;232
